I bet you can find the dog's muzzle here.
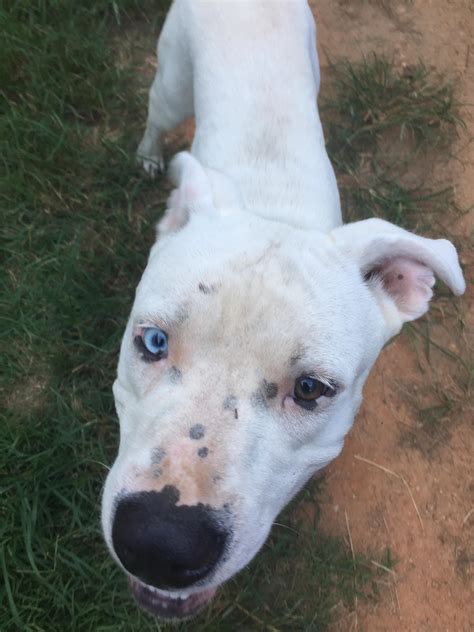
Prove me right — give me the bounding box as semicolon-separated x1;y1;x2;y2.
111;486;228;591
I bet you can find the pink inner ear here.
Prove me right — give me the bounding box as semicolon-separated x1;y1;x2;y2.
377;257;435;319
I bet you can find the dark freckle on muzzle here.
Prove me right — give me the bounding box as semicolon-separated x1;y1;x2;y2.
151;447;166;465
250;389;267;409
223;396;239;420
223;395;237;410
189;424;205;440
197;447;208;458
168;366;182;383
263;379;278;399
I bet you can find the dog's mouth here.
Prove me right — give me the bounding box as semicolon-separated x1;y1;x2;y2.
129;577;217;620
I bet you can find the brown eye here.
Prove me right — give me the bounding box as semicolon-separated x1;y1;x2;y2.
294;376;335;410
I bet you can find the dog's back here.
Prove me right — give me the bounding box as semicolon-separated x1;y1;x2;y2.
152;0;342;230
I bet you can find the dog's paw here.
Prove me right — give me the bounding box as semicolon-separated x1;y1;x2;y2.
136;152;164;178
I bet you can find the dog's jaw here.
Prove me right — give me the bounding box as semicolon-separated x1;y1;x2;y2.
129;577;216;620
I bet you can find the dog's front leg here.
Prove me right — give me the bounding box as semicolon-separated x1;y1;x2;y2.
137;3;194;176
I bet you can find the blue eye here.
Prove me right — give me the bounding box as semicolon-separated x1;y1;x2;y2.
135;327;168;362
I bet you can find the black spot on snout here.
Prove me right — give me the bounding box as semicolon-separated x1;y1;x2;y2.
198;447;209;458
151;447;166;465
189;424;205;440
168;366;182;383
251;380;278;409
263;380;278;399
250;390;267;409
223;395;238;410
159;484;180;504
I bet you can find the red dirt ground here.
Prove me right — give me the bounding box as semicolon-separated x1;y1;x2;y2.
312;1;473;630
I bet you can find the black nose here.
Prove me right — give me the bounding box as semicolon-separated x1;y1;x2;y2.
111;486;228;589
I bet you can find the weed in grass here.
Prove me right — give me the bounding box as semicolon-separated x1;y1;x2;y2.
322;54;463;229
325;54;461;160
396;316;472;457
340;176;455;225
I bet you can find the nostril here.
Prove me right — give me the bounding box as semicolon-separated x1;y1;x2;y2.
111;487;228;589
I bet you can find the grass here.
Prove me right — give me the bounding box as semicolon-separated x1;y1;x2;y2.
1;2;169;630
396;316;472;457
323;53;463;228
0;3;465;631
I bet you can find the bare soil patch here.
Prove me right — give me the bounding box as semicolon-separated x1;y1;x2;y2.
311;1;473;630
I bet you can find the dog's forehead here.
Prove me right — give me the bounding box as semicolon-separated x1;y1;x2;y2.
172;266;308;373
135;214;358;319
130;216;373;384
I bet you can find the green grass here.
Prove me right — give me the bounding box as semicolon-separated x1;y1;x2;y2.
397;316;472;457
1;4;463;631
1;2;168;630
323;54;463;228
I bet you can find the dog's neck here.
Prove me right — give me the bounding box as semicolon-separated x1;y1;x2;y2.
188;3;342;232
192;91;342;232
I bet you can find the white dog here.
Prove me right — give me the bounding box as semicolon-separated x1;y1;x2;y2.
101;0;465;620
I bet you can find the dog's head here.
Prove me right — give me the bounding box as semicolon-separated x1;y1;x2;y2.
101;153;464;619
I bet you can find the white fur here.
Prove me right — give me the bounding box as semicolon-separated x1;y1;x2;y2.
104;0;465;608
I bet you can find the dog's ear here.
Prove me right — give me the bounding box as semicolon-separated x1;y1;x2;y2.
331;218;465;333
169;151;215;212
158;152;242;235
